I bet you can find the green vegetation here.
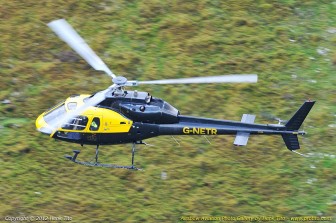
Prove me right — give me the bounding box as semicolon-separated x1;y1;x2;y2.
1;1;335;222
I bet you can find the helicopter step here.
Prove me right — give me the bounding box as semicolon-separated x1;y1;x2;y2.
64;143;142;170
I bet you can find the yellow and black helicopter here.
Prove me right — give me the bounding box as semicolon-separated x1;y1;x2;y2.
36;19;315;170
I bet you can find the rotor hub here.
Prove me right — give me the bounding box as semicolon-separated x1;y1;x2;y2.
112;76;128;86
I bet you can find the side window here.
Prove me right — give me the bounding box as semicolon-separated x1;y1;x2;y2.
62;116;88;131
90;117;100;131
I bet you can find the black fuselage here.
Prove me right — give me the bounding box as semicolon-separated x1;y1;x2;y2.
53;114;295;145
51;90;314;152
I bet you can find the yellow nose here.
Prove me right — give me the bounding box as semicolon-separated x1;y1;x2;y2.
36;113;51;135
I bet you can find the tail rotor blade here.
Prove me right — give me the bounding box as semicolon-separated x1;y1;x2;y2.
48;19;116;78
135;74;258;85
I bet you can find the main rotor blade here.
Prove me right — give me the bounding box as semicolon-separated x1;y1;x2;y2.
48;19;116;78
136;74;258;85
47;84;116;135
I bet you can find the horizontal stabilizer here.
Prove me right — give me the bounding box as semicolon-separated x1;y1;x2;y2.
282;134;300;150
241;114;256;123
233;114;255;146
234;132;250;146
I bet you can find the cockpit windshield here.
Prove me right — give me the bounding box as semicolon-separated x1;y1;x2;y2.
44;101;64;114
43;102;66;125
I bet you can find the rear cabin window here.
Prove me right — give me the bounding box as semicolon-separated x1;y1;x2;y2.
90;117;100;131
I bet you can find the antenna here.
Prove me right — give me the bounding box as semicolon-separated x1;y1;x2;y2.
203;135;211;144
171;136;180;146
292;150;309;157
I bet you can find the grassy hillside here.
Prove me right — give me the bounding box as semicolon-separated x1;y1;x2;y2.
1;1;335;222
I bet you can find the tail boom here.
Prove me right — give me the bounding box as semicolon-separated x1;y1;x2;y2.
157;100;315;151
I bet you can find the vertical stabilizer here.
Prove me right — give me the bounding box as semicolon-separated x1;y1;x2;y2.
282;134;300;150
282;100;315;150
285;101;315;130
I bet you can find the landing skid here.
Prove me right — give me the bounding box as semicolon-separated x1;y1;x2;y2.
64;143;142;170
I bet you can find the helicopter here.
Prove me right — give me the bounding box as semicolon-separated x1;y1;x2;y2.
36;19;315;170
